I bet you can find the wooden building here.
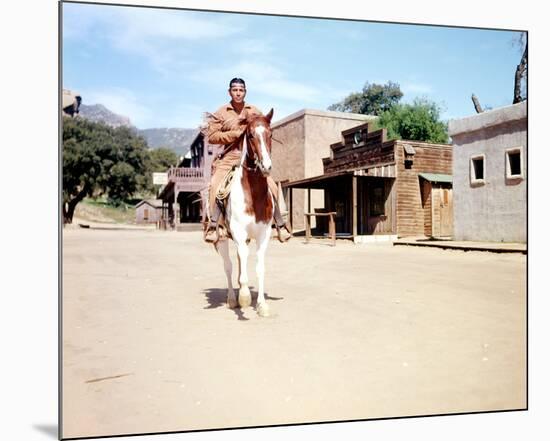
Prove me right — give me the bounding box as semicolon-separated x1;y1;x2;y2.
284;123;453;241
135;199;162;225
419;173;453;238
271;109;376;231
158;131;218;229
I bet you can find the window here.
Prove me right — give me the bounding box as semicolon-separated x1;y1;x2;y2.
144;208;149;221
369;185;385;216
470;154;486;186
505;147;524;181
335;201;345;218
472;158;484;179
404;144;415;169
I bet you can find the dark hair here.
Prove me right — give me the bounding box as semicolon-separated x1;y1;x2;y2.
229;78;246;88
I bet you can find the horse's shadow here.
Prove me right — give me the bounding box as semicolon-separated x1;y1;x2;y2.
203;288;284;320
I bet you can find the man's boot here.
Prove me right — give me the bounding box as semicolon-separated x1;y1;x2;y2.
204;221;218;243
204;203;226;243
273;202;292;243
275;222;292;243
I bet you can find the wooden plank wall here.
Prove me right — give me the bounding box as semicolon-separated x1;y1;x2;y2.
376;179;395;234
136;205;161;224
357;178;395;234
431;186;442;237
395;141;453;237
421;180;432;237
323;129;394;174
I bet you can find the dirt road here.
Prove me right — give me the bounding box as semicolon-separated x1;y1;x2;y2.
62;227;526;439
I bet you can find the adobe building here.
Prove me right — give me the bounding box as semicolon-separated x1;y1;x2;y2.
271;109;376;231
284;123;453;242
62;88;82;117
448;101;527;242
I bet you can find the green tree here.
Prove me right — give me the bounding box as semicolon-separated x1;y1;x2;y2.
373;98;449;143
62;116;149;223
328;81;403;116
104;125;149;205
139;147;178;194
149;147;178;171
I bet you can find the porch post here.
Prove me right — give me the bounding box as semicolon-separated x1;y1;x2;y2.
305;214;311;243
329;213;336;247
352;175;358;238
289;187;293;231
174;191;180;227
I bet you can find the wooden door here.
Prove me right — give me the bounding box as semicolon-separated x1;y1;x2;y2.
332;181;350;234
439;187;453;237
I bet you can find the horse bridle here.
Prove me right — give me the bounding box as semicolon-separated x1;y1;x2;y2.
241;128;270;174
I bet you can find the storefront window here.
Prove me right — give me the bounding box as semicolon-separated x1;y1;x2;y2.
369;185;385;216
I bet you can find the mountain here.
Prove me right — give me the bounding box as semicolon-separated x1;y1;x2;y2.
139;128;199;157
78;103;198;157
79;104;135;129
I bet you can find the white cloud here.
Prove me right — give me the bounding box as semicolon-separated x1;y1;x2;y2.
63;4;244;77
64;6;368;126
191;60;329;103
65;5;242;42
157;103;205;129
82;87;153;128
109;7;244;41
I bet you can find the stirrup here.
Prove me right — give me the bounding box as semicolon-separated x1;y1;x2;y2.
276;224;292;243
204;224;218;243
217;222;228;240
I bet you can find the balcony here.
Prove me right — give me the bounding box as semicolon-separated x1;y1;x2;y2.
167;166;207;193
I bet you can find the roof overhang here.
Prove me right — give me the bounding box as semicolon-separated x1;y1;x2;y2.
283;171;353;189
418;173;453;184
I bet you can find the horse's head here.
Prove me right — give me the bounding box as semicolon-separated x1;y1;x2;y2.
241;109;274;177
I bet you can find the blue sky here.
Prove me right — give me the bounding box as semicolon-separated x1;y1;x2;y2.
62;2;525;130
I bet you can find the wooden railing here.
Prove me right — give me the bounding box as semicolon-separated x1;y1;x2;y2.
304;211;337;246
167;167;205;182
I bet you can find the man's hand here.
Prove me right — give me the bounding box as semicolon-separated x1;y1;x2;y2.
221;117;245;131
227;129;245;139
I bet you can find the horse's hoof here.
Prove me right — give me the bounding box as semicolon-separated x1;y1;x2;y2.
227;297;238;309
238;288;251;308
257;303;270;317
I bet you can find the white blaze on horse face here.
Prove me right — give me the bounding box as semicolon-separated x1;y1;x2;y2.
240;135;248;167
254;126;272;172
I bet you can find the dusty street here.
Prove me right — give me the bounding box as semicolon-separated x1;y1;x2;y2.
62;227;526;439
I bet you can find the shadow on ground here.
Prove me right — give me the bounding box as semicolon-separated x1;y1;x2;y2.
203;288;284;320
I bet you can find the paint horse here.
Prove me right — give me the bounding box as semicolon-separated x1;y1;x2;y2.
215;109;276;317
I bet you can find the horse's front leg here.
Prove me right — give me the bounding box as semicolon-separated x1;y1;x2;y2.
255;224;271;317
215;239;237;308
235;233;252;309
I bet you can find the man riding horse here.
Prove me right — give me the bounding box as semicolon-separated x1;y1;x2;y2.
203;78;292;243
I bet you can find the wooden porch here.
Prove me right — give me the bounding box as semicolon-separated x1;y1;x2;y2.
284;170;397;243
158;166;208;228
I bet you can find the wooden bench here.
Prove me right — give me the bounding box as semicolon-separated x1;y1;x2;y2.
304;211;337;246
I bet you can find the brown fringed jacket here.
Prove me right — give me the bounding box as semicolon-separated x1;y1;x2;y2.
204;102;263;152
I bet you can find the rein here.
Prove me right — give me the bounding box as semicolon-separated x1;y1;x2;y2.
240;131;264;173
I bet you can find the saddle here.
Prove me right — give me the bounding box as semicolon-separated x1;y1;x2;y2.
212;165;238;241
